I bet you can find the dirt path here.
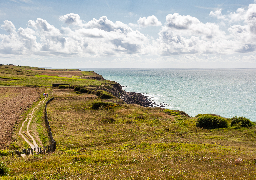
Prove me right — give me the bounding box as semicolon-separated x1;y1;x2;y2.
19;98;47;150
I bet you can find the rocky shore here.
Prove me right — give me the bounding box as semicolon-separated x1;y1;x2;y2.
121;91;152;107
103;82;154;107
89;71;166;108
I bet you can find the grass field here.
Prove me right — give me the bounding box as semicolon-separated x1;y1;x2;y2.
0;65;107;87
0;65;256;179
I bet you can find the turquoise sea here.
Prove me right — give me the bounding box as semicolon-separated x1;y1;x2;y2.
81;68;256;121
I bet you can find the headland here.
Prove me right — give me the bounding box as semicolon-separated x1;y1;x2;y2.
0;64;255;179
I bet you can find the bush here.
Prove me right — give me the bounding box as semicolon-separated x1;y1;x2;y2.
96;90;113;99
74;86;91;94
74;86;81;91
92;102;109;110
196;115;228;129
92;102;110;110
0;162;10;176
58;85;69;89
231;116;252;128
81;88;91;93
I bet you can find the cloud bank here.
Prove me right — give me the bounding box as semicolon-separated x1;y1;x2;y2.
1;3;256;60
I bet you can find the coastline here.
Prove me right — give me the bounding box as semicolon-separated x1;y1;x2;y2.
101;80;154;107
95;72;169;109
87;68;256;122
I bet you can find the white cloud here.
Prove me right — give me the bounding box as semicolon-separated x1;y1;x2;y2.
128;23;139;28
0;22;26;55
59;13;83;26
245;4;256;34
28;18;66;53
165;13;200;29
1;3;256;61
17;27;40;51
84;16;132;34
1;20;16;34
229;8;246;22
163;13;225;39
209;9;226;20
137;15;162;27
158;13;236;55
0;15;150;57
158;2;256;56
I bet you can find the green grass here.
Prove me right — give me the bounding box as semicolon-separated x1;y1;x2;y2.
0;65;111;87
0;74;106;87
81;71;97;76
33;94;51;147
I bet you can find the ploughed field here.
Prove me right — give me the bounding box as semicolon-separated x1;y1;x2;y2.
0;87;42;149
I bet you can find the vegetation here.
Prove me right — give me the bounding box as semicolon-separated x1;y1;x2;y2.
0;64;256;179
0;161;10;176
196;114;228;129
0;150;10;156
0;65;109;87
231;116;253;128
96;90;114;99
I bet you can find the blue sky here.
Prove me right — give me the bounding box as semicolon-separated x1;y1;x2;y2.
0;0;256;68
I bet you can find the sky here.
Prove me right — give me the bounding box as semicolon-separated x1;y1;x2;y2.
0;0;256;68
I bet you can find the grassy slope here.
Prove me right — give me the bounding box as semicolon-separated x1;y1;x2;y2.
1;65;256;179
0;65;106;87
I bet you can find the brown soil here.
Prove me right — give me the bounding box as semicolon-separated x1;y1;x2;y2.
0;87;43;149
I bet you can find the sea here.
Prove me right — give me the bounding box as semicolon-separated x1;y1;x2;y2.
80;68;256;122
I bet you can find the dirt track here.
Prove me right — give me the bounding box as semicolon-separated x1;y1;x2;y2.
0;87;43;149
19;98;46;149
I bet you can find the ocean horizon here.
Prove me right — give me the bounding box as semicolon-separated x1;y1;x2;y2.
81;68;256;122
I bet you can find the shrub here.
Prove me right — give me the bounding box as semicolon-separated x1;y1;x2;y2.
0;162;10;176
74;86;91;94
196;115;228;129
96;90;113;99
231;116;252;128
58;85;69;89
81;88;90;93
92;102;109;110
74;86;81;91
